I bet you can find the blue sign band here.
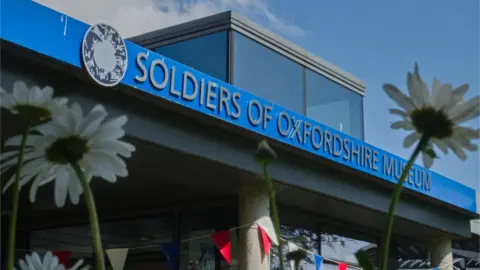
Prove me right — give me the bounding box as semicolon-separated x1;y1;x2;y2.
1;0;476;213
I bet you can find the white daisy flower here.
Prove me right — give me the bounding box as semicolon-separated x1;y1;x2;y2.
15;251;90;270
1;80;68;121
384;63;479;168
1;102;135;207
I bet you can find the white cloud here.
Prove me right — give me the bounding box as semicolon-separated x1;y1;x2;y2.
34;0;307;38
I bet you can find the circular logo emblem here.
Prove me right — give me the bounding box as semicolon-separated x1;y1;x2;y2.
82;23;128;87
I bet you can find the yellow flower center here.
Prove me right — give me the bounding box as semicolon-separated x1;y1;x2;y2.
46;136;88;164
410;107;453;139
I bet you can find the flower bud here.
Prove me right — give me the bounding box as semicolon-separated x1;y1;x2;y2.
286;249;308;266
255;140;277;164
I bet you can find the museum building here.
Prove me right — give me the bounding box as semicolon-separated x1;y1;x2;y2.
1;0;479;269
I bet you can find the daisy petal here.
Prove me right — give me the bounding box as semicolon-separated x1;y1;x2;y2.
54;168;69;207
89;127;126;142
69;103;83;132
67;166;83;204
384;84;416;111
5;135;42;148
19;260;28;270
422;152;434;169
28;86;42;105
102;115;128;129
453;131;478;152
449;96;480;124
403;132;421;148
3;171;36;193
92;104;107;114
455;126;480;140
0;151;41;174
0;150;21;162
18;157;46;184
391;120;414;130
413;64;430;105
86;151;126;172
434;83;452;110
13;81;29;104
445;139;466;160
50;253;60;269
25;253;35;268
41;251;51;269
1;87;16;110
70;259;85;270
39;86;54;103
450;84;469;103
407;72;423;107
34;122;70;137
389;108;409;118
89;140;136;157
430;78;442;105
78;109;108;137
431;138;448;154
30;169;48;202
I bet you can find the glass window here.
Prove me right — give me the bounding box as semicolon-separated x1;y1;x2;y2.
155;31;228;82
232;32;304;114
319;230;377;270
389;241;430;270
306;69;364;139
451;236;479;270
273;225;320;270
179;205;238;270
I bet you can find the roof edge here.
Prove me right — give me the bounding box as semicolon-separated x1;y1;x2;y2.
128;11;233;45
229;11;365;92
128;10;366;94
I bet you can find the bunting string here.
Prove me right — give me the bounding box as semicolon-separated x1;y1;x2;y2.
13;220;461;270
281;237;361;270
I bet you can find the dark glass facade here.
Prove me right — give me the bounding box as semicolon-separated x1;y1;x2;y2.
154;31;365;139
232;32;305;114
231;32;364;139
155;31;229;82
306;69;364;139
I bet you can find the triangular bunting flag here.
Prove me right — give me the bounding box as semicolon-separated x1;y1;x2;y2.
106;248;129;270
52;251;72;266
210;230;231;264
338;262;347;270
256;216;279;245
314;254;323;270
161;242;180;270
288;242;300;270
258;226;271;256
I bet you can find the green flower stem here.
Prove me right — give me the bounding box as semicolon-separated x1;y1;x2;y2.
71;163;105;270
379;135;429;270
5;131;29;270
262;162;284;270
294;260;300;270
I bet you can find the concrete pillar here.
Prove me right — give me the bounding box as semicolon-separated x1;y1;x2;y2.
429;238;454;270
238;183;270;270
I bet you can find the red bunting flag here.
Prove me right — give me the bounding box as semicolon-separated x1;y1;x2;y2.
52;251;72;266
258;226;271;256
210;230;231;264
338;263;347;270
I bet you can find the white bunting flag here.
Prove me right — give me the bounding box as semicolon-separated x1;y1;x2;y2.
288;242;301;270
255;216;279;245
106;248;129;270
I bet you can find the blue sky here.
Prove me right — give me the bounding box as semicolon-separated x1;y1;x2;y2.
257;0;480;190
37;0;479;190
